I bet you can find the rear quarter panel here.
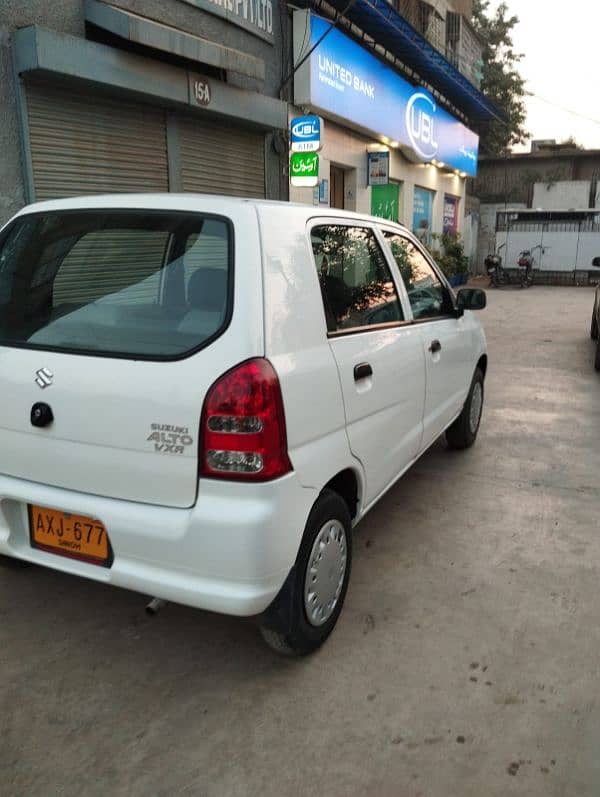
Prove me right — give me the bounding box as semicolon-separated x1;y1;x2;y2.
257;206;364;505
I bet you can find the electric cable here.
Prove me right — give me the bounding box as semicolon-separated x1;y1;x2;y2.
528;92;600;128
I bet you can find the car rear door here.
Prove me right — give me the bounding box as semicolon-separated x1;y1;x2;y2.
381;230;473;450
0;202;263;508
310;220;425;506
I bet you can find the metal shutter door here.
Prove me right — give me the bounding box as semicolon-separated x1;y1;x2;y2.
26;80;169;200
52;229;169;306
178;115;265;198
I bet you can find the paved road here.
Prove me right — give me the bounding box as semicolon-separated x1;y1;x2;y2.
2;286;600;797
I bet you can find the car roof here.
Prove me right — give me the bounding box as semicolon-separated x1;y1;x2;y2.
12;193;412;233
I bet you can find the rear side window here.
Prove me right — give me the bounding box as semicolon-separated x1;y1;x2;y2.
0;211;231;358
311;225;404;332
383;233;454;320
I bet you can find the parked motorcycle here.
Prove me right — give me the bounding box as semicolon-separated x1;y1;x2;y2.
485;244;510;288
486;244;543;289
515;249;535;288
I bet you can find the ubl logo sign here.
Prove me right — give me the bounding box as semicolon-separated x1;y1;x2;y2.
406;92;439;161
291;115;321;153
291;119;320;139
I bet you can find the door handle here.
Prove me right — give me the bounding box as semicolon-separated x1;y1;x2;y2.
429;339;442;354
354;362;373;381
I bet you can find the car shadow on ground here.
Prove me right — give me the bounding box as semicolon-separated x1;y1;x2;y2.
2;441;453;679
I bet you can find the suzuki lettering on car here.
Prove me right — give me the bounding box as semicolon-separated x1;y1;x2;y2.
147;424;194;455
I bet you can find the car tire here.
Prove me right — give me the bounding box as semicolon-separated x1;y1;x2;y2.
446;368;485;450
591;311;598;341
259;489;352;656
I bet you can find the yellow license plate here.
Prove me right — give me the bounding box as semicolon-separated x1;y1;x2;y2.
29;505;111;567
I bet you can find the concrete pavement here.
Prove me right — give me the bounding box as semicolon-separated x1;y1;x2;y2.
2;285;600;797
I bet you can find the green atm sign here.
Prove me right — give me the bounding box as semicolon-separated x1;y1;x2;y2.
290;152;319;187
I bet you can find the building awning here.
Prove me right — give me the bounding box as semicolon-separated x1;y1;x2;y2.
84;0;265;80
12;26;287;131
295;0;504;124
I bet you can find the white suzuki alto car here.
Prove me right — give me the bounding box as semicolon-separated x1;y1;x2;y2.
0;195;487;655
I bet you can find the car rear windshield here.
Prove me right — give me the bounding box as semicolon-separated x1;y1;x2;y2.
0;210;232;359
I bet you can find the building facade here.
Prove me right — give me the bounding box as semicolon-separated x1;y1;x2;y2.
1;1;499;240
472;143;600;280
287;0;498;244
0;0;289;227
473;142;600;208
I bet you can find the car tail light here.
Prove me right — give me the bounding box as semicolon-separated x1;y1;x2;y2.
200;358;292;481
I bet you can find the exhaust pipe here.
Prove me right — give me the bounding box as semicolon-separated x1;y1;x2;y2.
145;597;167;616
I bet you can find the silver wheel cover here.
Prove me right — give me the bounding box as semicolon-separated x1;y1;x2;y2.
304;520;347;627
469;381;483;435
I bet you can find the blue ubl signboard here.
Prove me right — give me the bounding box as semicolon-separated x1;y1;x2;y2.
295;13;479;177
290;115;322;152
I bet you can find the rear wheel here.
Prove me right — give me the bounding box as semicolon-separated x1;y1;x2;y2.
524;272;534;288
446;368;484;450
520;269;533;289
260;489;352;656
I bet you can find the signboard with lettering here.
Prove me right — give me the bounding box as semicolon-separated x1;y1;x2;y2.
368;151;389;186
290;152;319;187
180;0;273;43
190;76;212;107
290;115;322;152
294;12;479;177
413;186;434;245
371;183;399;222
443;194;460;235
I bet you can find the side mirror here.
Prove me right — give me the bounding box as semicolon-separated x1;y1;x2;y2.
592;257;600;268
456;288;487;312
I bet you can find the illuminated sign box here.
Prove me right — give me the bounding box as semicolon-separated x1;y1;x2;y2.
368;151;389;186
291;115;322;152
293;12;479;177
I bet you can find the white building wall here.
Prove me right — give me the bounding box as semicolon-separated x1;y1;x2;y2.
496;230;600;272
289;117;467;237
477;201;526;273
532;181;591;211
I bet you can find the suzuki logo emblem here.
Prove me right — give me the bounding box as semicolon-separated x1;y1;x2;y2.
406;92;439;161
35;368;54;389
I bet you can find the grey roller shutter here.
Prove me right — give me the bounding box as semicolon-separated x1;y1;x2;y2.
26;80;169;200
52;229;169;306
178;115;265;198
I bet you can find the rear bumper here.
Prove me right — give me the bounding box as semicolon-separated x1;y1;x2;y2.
0;473;318;616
